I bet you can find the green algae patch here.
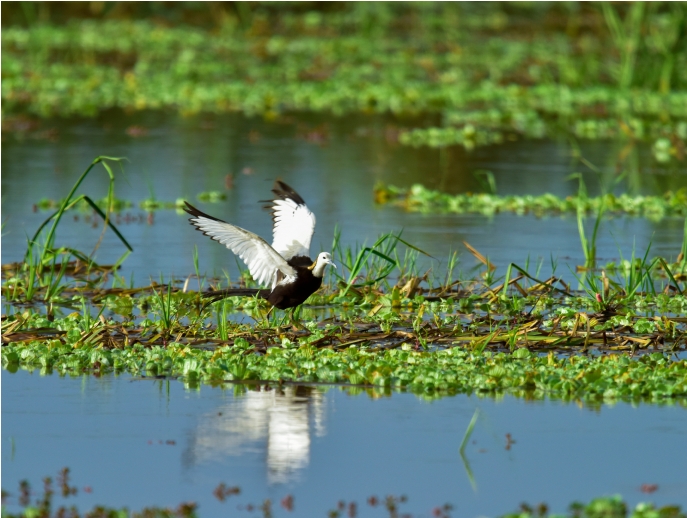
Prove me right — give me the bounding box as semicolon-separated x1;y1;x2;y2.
501;496;685;518
374;183;687;219
3;340;686;403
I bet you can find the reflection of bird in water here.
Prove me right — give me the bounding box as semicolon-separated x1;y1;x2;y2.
184;181;336;324
183;386;326;484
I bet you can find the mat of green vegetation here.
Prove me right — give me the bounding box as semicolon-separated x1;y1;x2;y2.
2;154;686;403
375;183;687;219
4;336;687;404
3;3;686;156
3;285;687;403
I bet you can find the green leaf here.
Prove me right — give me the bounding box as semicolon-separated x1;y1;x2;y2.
512;348;531;359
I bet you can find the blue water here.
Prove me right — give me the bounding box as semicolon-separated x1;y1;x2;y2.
2;111;687;517
2;370;686;516
1;111;685;286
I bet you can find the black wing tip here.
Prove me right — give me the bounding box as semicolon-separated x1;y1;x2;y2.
271;180;306;206
183;201;225;223
183;201;199;216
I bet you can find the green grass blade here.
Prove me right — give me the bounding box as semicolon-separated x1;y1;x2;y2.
80;195;134;252
459;408;479;454
658;257;684;296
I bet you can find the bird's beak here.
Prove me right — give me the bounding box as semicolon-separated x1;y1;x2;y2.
330;261;337;269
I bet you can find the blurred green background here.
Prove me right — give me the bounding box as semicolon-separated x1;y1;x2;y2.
2;2;685;150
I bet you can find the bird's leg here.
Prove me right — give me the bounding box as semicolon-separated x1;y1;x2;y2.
278;311;289;329
289;306;304;331
256;305;273;330
264;305;275;325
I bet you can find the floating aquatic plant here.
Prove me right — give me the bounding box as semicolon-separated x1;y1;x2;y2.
374;183;687;220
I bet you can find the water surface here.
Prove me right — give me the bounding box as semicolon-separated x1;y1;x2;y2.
2;370;686;516
2;111;684;285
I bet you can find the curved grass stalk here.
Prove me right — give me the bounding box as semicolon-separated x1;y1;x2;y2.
29;195;133;260
26;156;132;265
657;257;685;296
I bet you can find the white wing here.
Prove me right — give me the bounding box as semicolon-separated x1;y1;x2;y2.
266;181;316;260
185;203;296;289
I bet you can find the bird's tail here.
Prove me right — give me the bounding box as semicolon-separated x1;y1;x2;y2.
201;288;270;305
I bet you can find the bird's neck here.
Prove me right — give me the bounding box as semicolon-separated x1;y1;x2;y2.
311;260;328;278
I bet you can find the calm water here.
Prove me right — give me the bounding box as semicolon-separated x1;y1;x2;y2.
2;113;687;515
1;110;685;285
2;370;687;516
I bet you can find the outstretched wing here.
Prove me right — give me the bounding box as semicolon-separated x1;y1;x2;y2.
184;202;296;289
265;180;316;260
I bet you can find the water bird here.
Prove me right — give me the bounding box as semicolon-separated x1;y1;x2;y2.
184;181;336;322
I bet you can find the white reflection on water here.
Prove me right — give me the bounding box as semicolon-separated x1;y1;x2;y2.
184;386;325;484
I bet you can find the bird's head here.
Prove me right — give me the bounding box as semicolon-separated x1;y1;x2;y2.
310;252;336;278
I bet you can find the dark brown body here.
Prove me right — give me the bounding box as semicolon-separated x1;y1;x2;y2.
268;256;322;309
203;255;322;310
